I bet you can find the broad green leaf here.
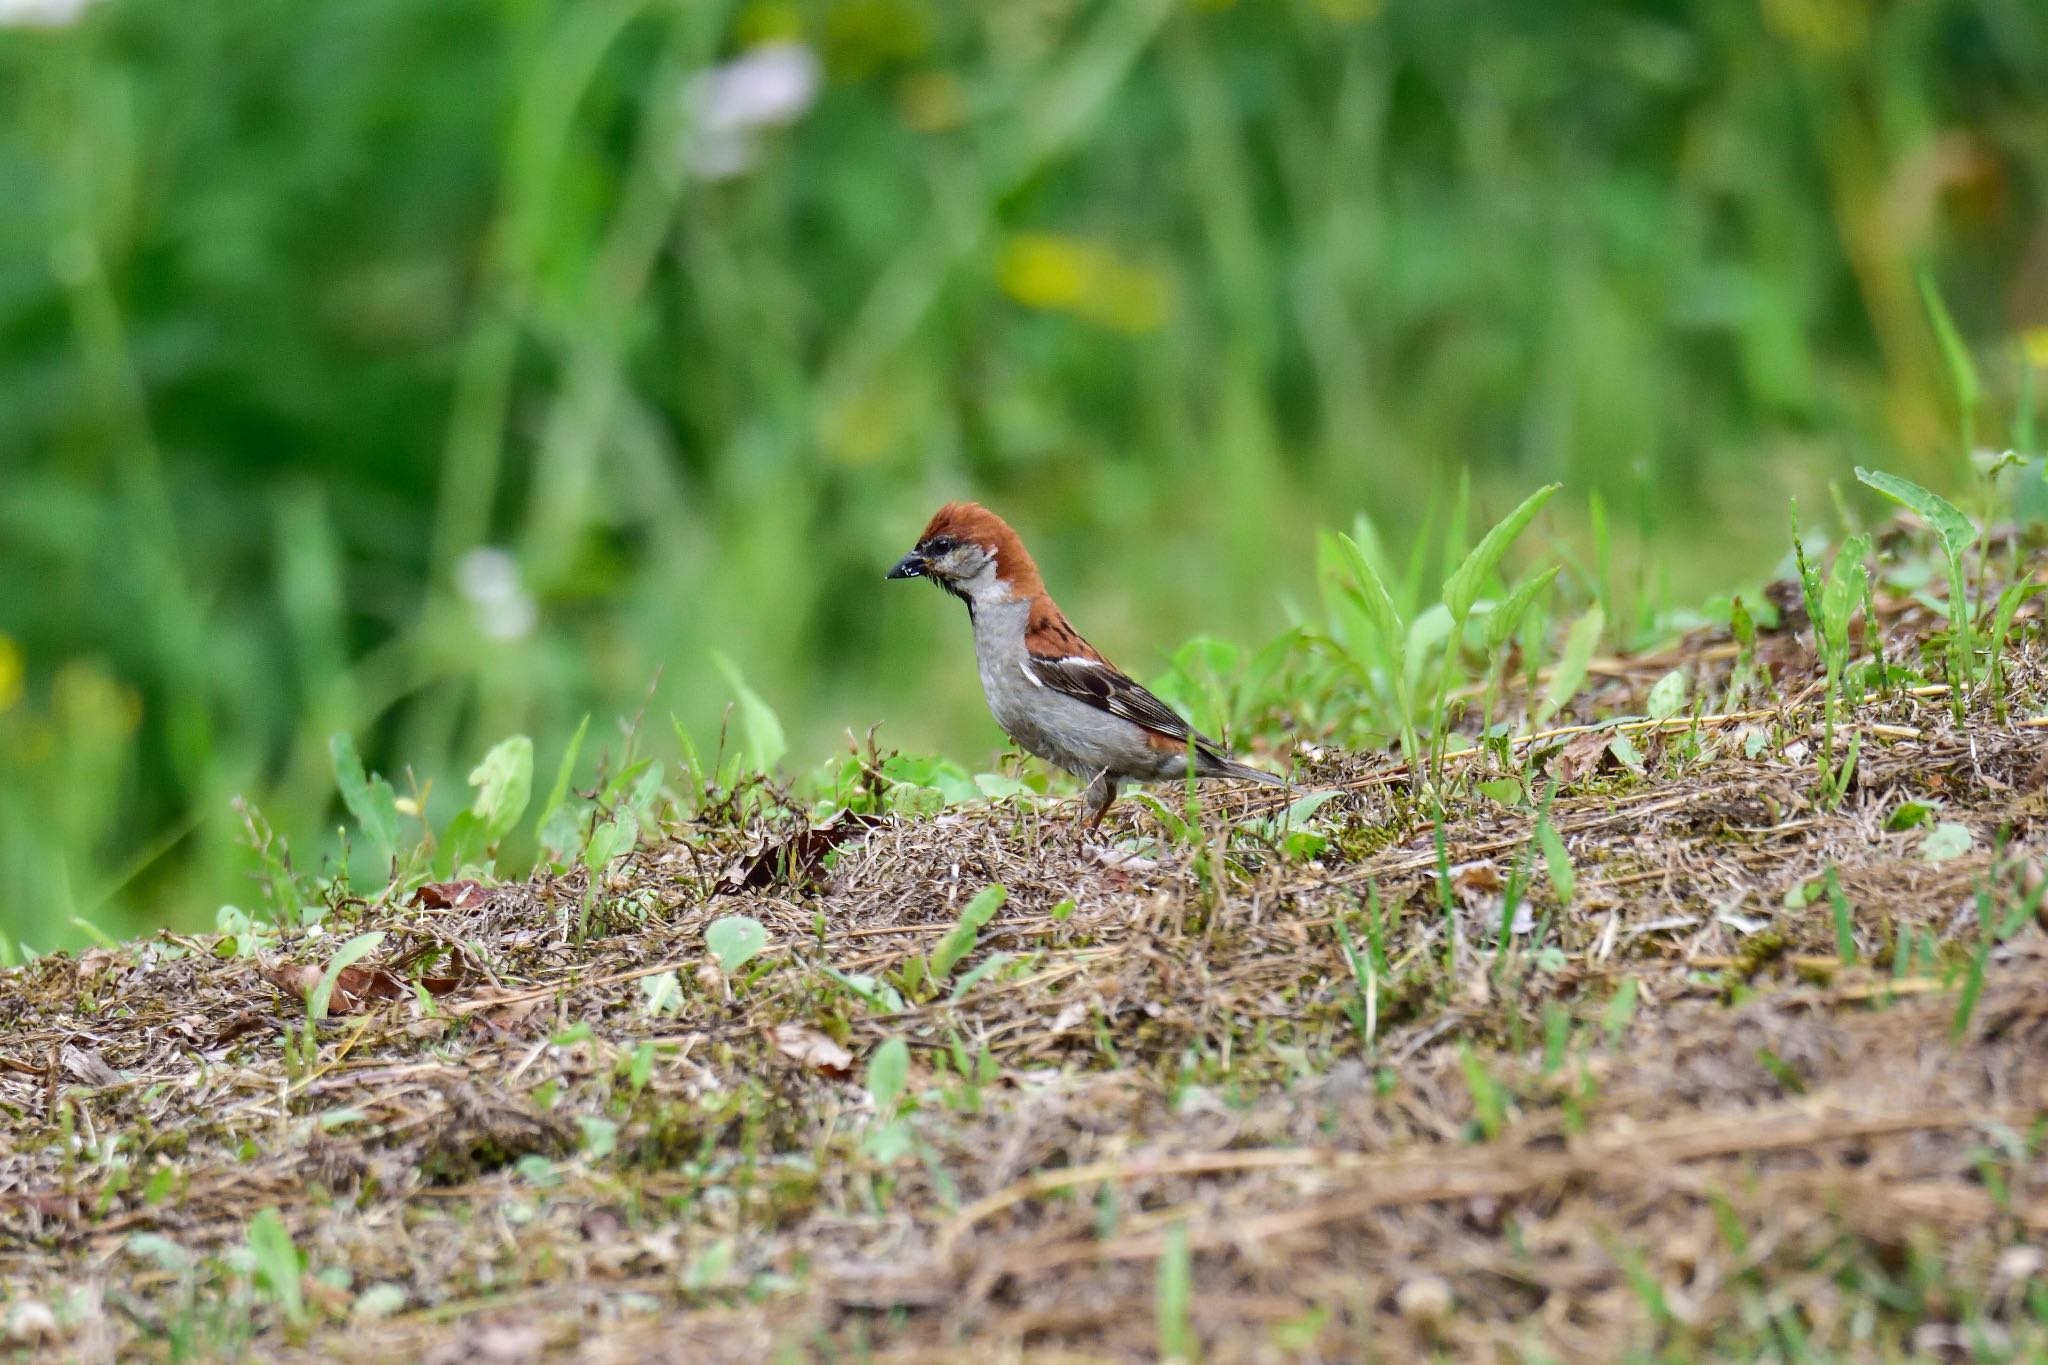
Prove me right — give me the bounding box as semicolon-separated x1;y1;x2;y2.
467;736;533;846
126;1232;190;1272
351;1284;408;1322
582;815;637;874
638;970;683;1015
534;714;589;839
929;884;1007;982
1483;565;1560;652
1402;603;1454;698
948;951;1017;1002
308;931;385;1021
1920;822;1972;863
1854;468;1977;560
1885;800;1937;831
246;1209;306;1326
1645;668;1688;723
1537;605;1605;725
1328;531;1404;645
328;734;400;867
712;652;788;775
1443;483;1560;622
820;963;906;1013
867;1037;910;1115
1276;788;1342;829
577;1115;617;1158
1729;595;1756;649
1819;535;1870;656
705;915;769;974
1477;777;1523;806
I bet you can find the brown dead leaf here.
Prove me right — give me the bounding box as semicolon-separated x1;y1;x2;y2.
206;1011;273;1049
767;1023;854;1079
1451;860;1503;898
471;991;544;1033
75;948;125;980
414;880;491;910
1551;730;1611;786
258;960;408;1016
719;812;881;893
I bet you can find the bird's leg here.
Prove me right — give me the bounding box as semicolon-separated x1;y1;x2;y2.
1080;771;1119;835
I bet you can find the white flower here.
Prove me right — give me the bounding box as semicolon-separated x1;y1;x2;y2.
455;547;538;643
0;0;94;27
683;42;822;180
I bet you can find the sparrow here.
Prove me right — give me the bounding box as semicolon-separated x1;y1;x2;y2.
888;501;1287;826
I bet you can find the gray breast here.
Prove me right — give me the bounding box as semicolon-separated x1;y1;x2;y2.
967;597;1178;782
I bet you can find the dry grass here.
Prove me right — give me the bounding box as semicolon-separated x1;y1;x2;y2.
4;557;2048;1362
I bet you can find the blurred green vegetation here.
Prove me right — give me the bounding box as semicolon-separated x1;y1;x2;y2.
1;0;2045;950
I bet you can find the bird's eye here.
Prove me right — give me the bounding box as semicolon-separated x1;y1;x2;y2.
925;536;956;554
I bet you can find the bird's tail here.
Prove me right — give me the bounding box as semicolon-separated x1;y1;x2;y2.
1213;757;1290;788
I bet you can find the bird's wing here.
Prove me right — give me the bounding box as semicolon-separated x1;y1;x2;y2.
1021;652;1222;755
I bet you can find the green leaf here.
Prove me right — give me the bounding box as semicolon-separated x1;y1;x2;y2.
1483;565;1560;652
328;734;400;867
126;1232;190;1272
1477;777;1523;806
1645;669;1687;723
1917;272;1981;417
1819;535;1871;657
1537;605;1605;725
948;951;1017;1002
820;962;906;1013
534;714;589;840
577;1115;618;1158
308;931;385;1022
465;736;533;846
1275;789;1341;830
1854;467;1977;561
1443;483;1560;623
246;1208;306;1326
1885;800;1937;832
867;1037;910;1115
1607;734;1646;774
351;1284;408;1322
712;651;788;776
1328;531;1404;646
1537;817;1574;906
929;884;1007;982
582;815;636;875
705;915;769;974
1157;1220;1195;1363
1920;822;1972;863
638;970;683;1016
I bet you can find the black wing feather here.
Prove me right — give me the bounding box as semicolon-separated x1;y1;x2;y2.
1023;654;1223;753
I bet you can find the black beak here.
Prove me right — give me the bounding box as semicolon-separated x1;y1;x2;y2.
887;551;927;581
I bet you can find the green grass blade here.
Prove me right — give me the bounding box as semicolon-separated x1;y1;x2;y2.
1853;467;1977;561
1537;604;1605;725
1443;484;1560;624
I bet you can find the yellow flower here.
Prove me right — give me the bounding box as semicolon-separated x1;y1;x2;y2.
2023;326;2048;372
735;0;803;46
1761;0;1867;54
896;70;965;133
0;634;20;715
997;234;1172;335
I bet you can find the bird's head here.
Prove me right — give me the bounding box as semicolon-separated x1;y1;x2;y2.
887;501;1044;607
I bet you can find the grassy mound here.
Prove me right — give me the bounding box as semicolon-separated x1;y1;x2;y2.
3;537;2046;1362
